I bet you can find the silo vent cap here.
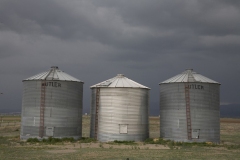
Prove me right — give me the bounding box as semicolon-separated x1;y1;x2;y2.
117;74;124;77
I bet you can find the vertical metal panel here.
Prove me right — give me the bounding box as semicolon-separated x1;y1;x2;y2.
21;80;83;140
90;88;149;142
160;83;220;143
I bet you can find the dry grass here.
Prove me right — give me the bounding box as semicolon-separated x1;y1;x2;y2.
0;116;240;160
220;119;240;145
82;115;90;137
0;116;21;122
149;116;160;138
0;116;20;137
220;118;240;123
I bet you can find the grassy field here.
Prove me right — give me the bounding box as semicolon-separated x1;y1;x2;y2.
0;116;240;160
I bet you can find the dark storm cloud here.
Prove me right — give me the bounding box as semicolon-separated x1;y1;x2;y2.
97;0;240;35
1;0;240;56
0;0;240;113
92;0;240;56
0;32;23;59
0;0;91;38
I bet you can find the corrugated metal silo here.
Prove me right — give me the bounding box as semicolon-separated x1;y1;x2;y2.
159;69;220;143
90;74;150;142
21;66;84;140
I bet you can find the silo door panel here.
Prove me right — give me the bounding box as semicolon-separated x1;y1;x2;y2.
46;127;54;136
119;124;128;134
192;129;200;139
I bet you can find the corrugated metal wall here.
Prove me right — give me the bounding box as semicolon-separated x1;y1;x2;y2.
90;88;149;142
21;80;83;140
160;83;220;143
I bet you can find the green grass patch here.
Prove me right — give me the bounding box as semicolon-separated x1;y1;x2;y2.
144;138;171;145
26;137;76;144
109;140;137;145
225;144;240;150
78;137;96;143
0;136;9;144
26;137;96;144
26;138;40;143
221;134;240;144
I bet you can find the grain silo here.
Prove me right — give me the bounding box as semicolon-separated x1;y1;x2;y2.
90;74;150;142
21;66;83;140
159;69;220;143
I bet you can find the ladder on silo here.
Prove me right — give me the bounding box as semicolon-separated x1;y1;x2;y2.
94;88;100;139
39;81;46;138
185;83;192;140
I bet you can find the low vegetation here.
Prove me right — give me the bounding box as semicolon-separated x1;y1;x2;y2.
26;137;96;144
107;140;137;145
0;116;240;160
27;137;75;144
144;138;219;149
79;137;96;143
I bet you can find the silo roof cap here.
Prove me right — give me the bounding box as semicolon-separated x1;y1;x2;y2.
91;74;150;89
23;66;83;82
160;69;220;84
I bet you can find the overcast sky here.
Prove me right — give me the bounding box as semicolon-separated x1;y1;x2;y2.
0;0;240;114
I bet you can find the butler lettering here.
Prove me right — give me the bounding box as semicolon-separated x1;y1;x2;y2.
188;84;204;90
42;82;61;87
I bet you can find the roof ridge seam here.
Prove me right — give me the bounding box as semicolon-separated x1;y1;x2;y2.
124;77;134;87
115;77;120;87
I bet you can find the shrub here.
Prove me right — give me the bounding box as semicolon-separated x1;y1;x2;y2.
78;137;96;143
113;140;137;145
27;138;40;143
27;137;77;144
61;137;75;142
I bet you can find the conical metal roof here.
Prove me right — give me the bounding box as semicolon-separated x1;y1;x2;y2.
23;66;83;82
160;69;220;84
91;74;150;89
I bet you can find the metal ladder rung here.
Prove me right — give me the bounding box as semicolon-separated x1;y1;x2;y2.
185;83;192;140
39;80;46;138
95;88;100;139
